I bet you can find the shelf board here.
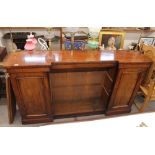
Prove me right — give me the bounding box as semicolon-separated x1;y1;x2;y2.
124;29;155;33
0;27;62;30
101;28;155;33
0;27;155;33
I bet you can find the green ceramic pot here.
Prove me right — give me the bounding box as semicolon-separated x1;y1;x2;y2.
87;39;99;49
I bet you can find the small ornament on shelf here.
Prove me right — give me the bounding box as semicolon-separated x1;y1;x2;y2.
99;44;105;51
87;27;101;49
24;33;37;54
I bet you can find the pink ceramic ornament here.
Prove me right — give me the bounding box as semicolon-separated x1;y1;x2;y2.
24;32;37;50
28;33;37;44
24;38;36;51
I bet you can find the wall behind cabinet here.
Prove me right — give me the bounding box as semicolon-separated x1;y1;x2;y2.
0;27;155;51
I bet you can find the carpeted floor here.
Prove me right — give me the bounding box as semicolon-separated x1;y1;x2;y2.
0;96;155;127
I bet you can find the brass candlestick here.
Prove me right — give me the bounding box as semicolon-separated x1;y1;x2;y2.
9;28;15;52
46;27;53;50
71;32;75;50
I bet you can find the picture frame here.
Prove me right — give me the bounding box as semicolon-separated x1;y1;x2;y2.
138;37;154;46
99;30;125;50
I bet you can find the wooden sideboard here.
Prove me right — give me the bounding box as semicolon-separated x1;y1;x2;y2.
3;50;152;124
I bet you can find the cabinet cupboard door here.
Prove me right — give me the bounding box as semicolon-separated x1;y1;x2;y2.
106;68;146;115
10;72;53;124
6;76;16;124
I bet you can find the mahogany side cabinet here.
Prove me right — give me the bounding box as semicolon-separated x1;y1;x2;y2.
3;50;152;124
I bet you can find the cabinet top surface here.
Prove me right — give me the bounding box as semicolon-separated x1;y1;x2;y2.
3;50;152;68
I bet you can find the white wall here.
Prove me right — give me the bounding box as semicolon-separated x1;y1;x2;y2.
0;29;61;38
123;32;141;49
123;31;155;49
